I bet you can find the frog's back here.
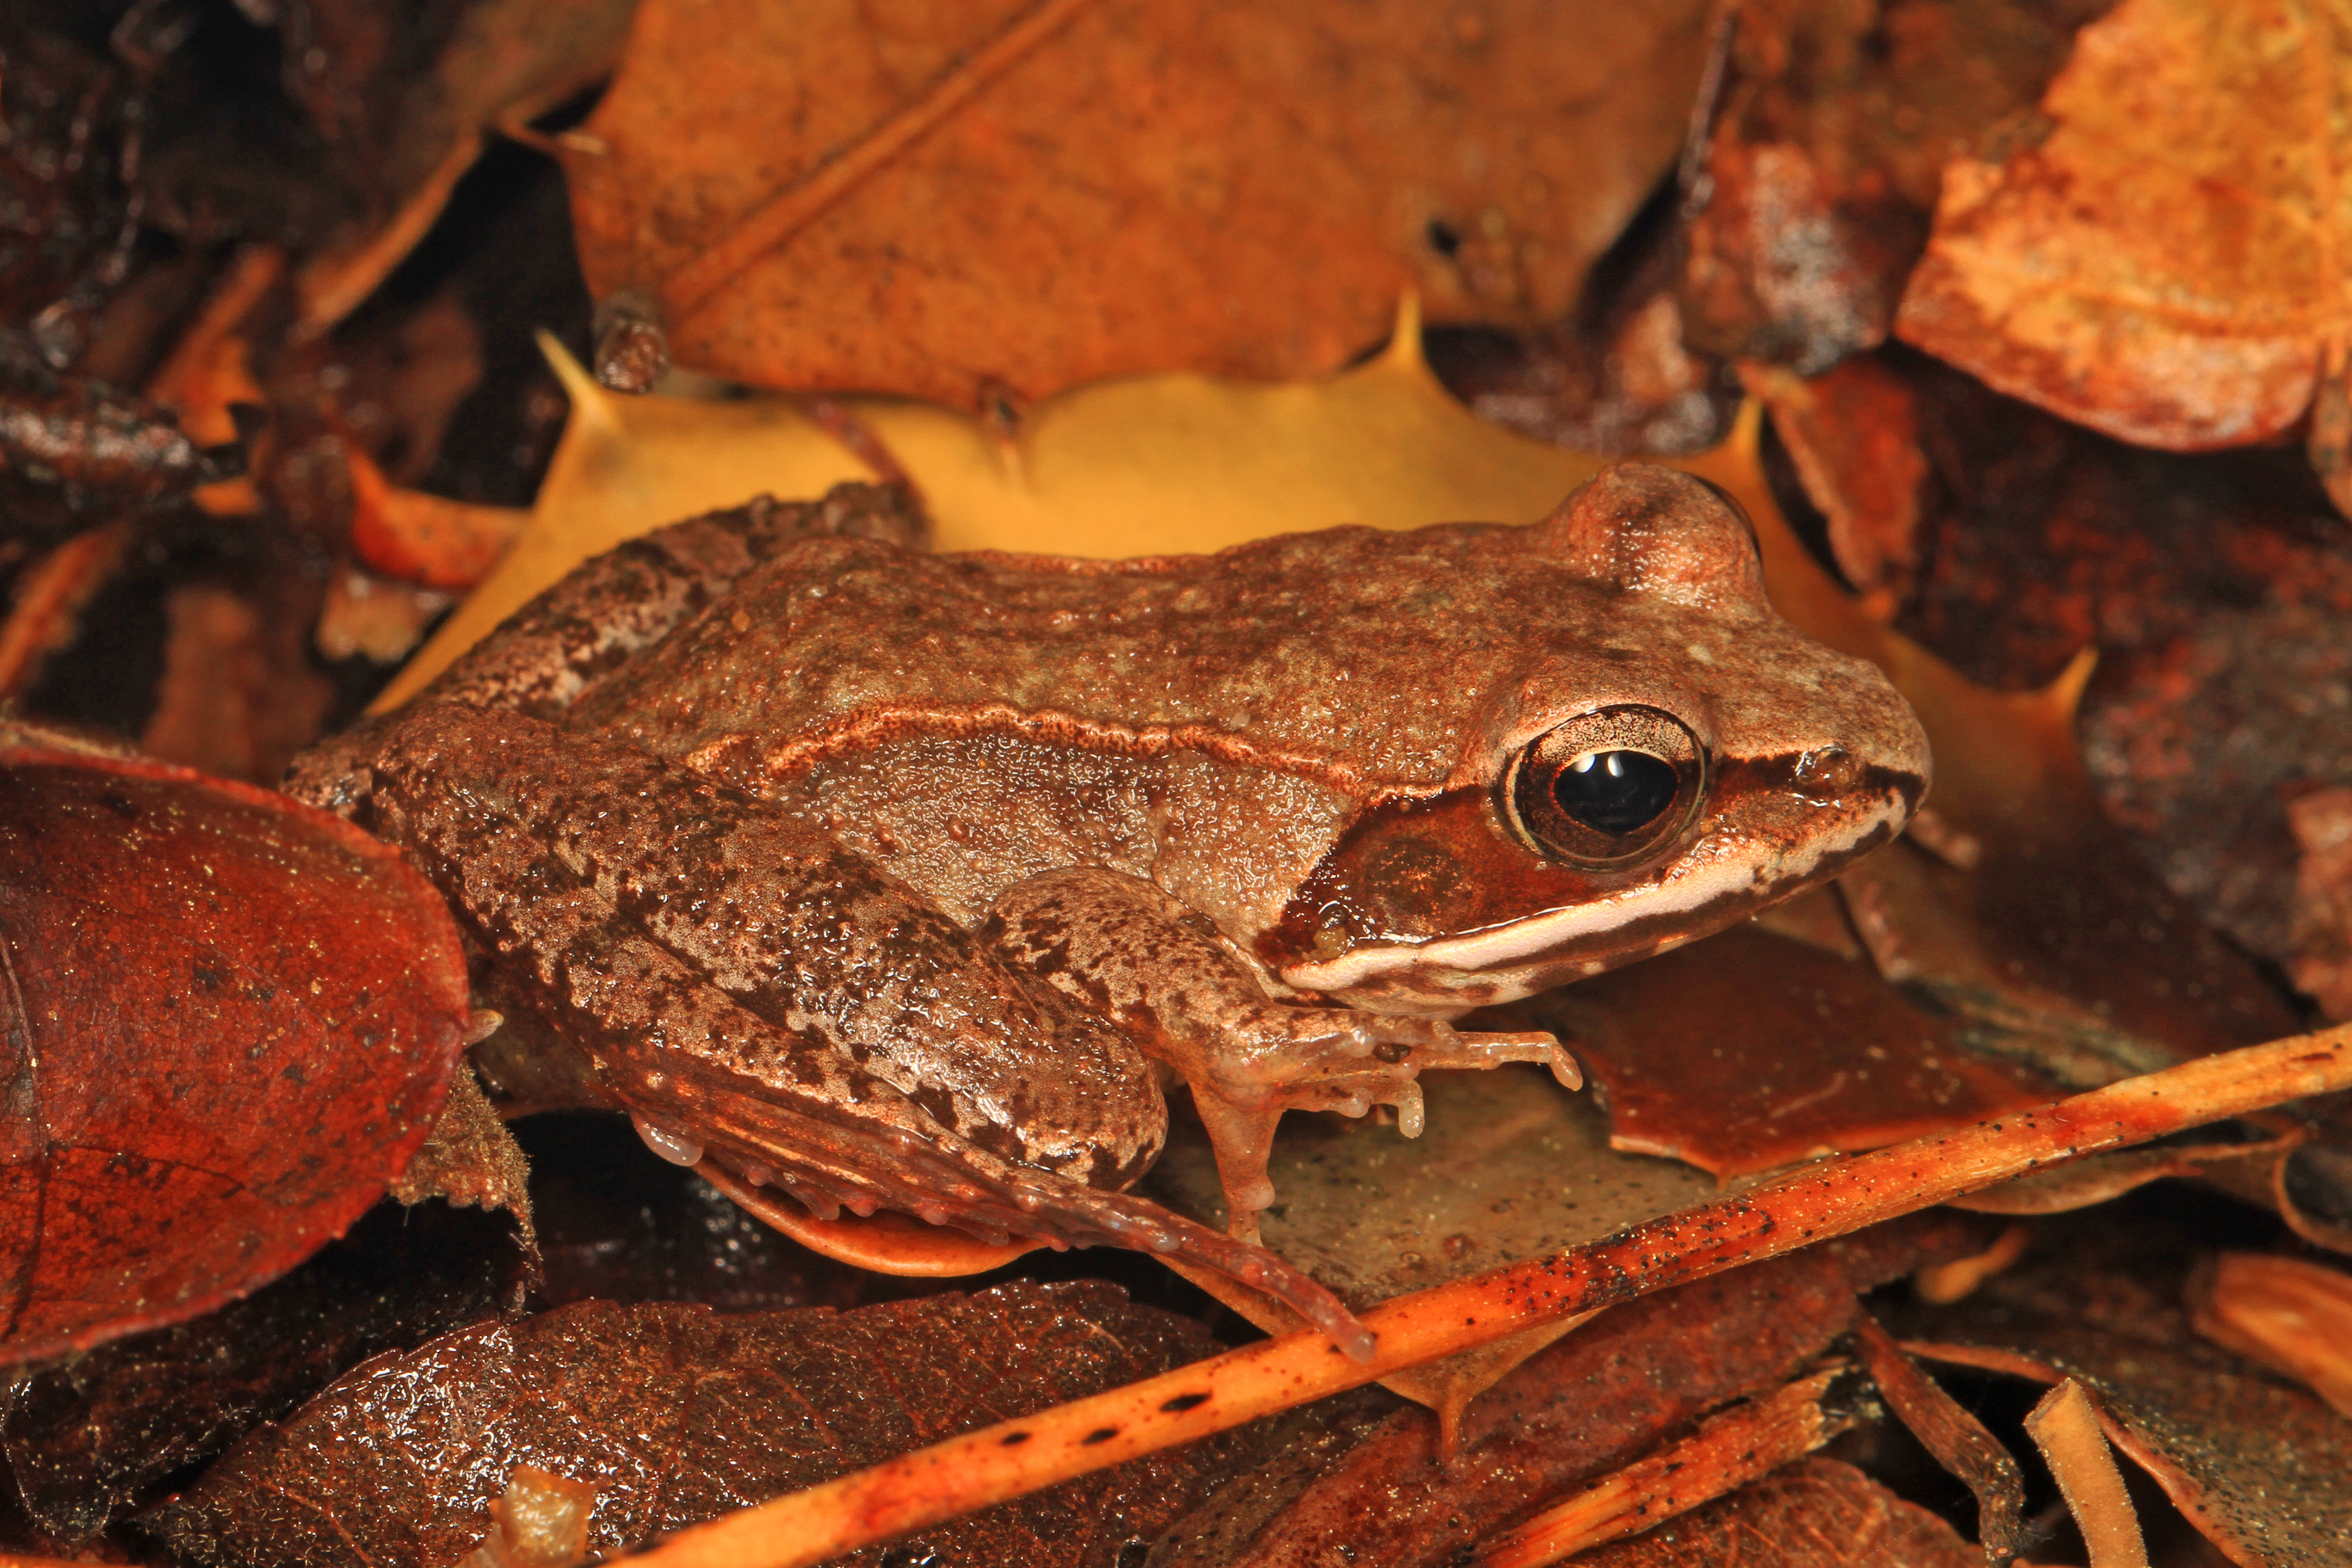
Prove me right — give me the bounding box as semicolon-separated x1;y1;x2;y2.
568;522;1597;797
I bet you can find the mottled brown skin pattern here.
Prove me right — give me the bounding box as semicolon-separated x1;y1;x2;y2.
290;469;1930;1358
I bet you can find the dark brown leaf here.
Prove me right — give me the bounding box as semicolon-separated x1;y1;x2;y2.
151;1282;1234;1568
1;1200;518;1542
284;0;640;333
1560;1457;1984;1568
0;738;469;1364
1902;1219;2352;1566
1745;356;1927;608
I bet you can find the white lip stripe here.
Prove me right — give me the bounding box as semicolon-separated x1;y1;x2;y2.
1283;801;1898;993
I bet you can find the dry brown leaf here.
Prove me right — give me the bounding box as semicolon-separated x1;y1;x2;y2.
1677;0;2104;373
0;735;471;1367
2187;1252;2352;1417
1894;0;2352;473
1740;357;1926;610
1906;1234;2352;1567
1526;923;2057;1178
565;0;1713;403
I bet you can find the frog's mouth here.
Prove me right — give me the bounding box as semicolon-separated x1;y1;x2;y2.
1265;752;1925;1014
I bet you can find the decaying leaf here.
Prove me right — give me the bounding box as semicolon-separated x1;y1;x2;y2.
1893;0;2352;478
0;1200;516;1542
1678;0;2106;374
0;736;470;1364
150;1282;1233;1568
1560;1457;1986;1568
388;1066;535;1249
565;0;1714;404
1904;1226;2352;1566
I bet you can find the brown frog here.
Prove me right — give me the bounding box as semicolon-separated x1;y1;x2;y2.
289;465;1930;1358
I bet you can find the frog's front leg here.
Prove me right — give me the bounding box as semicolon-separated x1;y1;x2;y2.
985;867;1579;1244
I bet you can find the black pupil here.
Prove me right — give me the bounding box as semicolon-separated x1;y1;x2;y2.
1552;750;1680;836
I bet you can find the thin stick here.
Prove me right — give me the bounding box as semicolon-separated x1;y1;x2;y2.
622;1024;2352;1568
2025;1381;2150;1568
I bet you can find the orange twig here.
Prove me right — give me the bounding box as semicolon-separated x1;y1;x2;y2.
621;1023;2352;1568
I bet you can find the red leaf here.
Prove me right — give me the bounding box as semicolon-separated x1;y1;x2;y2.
0;740;469;1364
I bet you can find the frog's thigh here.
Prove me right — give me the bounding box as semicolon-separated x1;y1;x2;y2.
985;867;1561;1234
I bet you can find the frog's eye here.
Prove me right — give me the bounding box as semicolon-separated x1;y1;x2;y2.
1503;706;1706;868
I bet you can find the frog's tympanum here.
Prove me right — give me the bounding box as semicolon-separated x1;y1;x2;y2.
290;467;1930;1358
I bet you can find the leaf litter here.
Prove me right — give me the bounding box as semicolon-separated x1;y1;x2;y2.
3;1;2351;1563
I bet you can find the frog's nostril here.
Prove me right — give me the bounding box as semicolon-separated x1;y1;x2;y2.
1792;745;1862;799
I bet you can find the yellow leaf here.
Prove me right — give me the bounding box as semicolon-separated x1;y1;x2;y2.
380;300;1615;706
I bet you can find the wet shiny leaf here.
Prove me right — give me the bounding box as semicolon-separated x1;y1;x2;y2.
151;1281;1232;1568
0;737;469;1364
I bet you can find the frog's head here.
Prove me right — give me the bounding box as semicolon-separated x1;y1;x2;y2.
1260;463;1932;1015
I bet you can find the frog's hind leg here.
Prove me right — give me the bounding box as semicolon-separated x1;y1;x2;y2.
986;867;1582;1246
676;1081;1377;1362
